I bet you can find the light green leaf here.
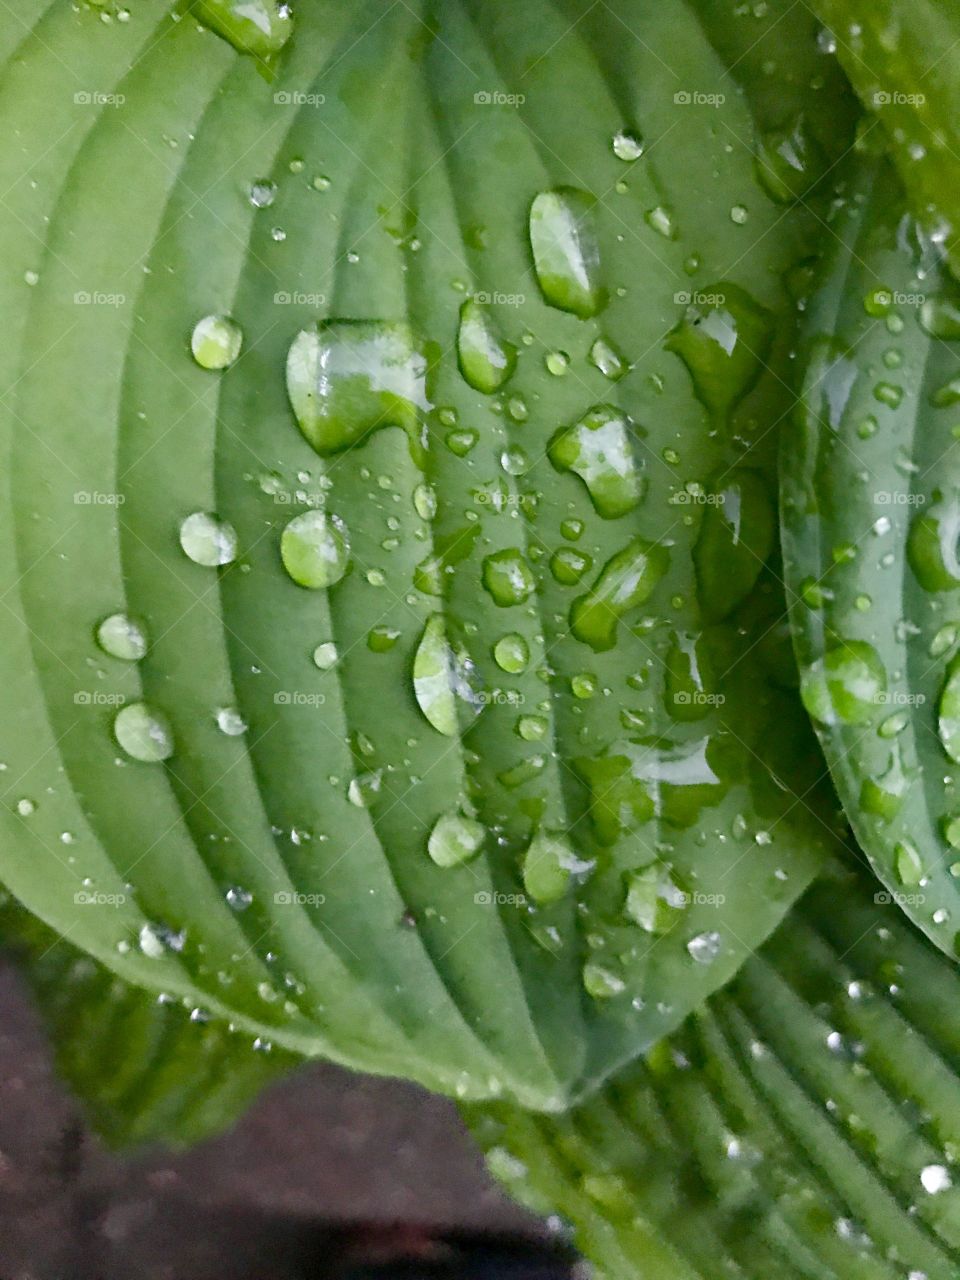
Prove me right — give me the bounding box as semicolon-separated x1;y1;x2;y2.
469;862;960;1278
782;157;960;958
0;0;851;1106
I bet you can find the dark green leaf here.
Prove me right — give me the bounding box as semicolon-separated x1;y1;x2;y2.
782;157;960;958
0;0;850;1105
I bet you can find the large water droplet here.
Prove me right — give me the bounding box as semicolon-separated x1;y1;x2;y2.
287;320;428;458
482;549;536;607
800;642;886;726
548;405;644;519
96;613;147;661
280;511;349;589
624;863;687;934
570;539;669;651
907;494;960;590
457;299;517;394
493;633;529;674
180;512;238;567
412;613;480;736
522;830;576;904
427;810;485;867
755;117;824;202
529;188;606;319
938;655;960;763
194;0;293;57
190;314;243;370
114;702;174;762
665;284;772;422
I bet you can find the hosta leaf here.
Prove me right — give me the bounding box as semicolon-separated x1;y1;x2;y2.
782;157;960;957
0;0;850;1106
469;862;960;1279
0;892;296;1147
809;0;960;279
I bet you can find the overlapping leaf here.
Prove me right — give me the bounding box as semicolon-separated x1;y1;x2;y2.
811;0;960;279
469;862;960;1279
782;156;960;957
0;0;851;1107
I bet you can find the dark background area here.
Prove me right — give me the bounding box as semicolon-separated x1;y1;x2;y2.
0;954;576;1280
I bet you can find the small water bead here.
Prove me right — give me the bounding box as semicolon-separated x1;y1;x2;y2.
517;715;548;742
24;269;39;286
413;483;437;521
895;840;924;886
427;810;485;867
368;625;401;652
446;428;478;456
215;706;247;736
15;798;35;817
612;129;644;161
313;641;338;669
687;930;722;964
920;1165;952;1195
588;337;627;380
139;922;185;959
561;518;584;541
645;205;676;239
550;547;592;585
501;446;530;476
190;314;243;370
280;511;350;589
248;179;277;208
180;512;238;567
873;381;903;409
493;633;529;674
877;711;908;738
943;813;960;849
755;118;824;202
96;613;147;661
907;496;960;590
582;961;625;999
226;886;253;911
729;204;748;224
571;673;598;699
114;702;175;762
545;350;569;376
528;188;606;319
482;550;536;607
506;395;529;423
311;174;331;191
931;623;958;657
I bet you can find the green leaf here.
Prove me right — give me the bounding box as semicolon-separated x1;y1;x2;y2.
0;0;851;1106
469;862;960;1279
781;157;960;958
0;892;296;1148
809;0;960;279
